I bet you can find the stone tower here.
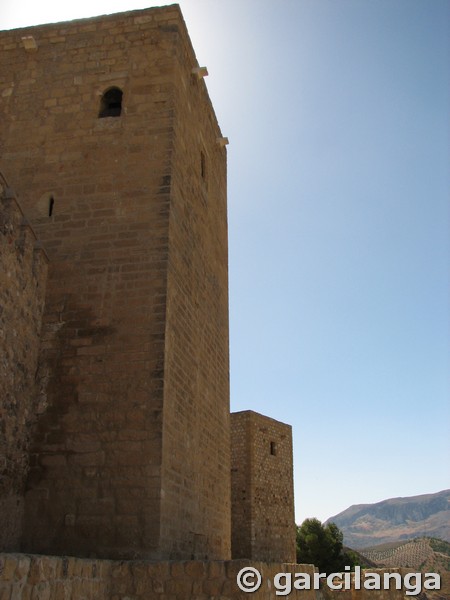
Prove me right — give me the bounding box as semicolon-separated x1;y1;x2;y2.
0;5;230;560
230;411;296;563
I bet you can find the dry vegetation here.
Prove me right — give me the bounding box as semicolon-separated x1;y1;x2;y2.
359;537;450;600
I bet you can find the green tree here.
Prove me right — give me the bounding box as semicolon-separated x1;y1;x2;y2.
296;518;357;573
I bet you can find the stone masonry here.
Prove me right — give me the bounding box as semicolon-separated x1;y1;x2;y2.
0;554;322;600
0;554;413;600
0;5;230;561
0;176;48;551
231;411;296;563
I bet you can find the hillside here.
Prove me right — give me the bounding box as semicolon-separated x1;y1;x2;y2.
326;489;450;548
359;537;450;600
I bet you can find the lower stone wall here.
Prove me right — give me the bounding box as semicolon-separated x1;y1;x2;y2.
0;554;110;599
0;554;318;599
1;555;425;599
320;569;409;600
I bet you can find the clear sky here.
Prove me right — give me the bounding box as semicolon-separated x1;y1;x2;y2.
2;0;449;523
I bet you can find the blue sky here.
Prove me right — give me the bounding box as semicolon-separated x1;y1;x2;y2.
2;0;449;523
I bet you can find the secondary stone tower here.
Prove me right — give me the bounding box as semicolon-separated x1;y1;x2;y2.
230;411;296;563
0;5;230;560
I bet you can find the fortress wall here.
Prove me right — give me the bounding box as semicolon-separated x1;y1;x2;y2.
231;411;296;563
0;554;414;599
0;186;48;551
0;554;318;600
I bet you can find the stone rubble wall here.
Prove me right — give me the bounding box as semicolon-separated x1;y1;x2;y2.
0;554;415;599
0;554;319;599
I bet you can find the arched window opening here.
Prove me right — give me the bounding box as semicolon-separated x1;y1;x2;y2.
98;87;123;118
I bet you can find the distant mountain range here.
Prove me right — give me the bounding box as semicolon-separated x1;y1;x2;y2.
326;489;450;549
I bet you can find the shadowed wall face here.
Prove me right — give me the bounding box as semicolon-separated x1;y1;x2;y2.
0;6;230;560
0;185;48;551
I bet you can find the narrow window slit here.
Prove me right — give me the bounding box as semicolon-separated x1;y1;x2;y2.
201;151;206;180
48;196;55;217
270;441;277;456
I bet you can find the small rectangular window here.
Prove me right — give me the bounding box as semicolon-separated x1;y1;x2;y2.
270;441;277;456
